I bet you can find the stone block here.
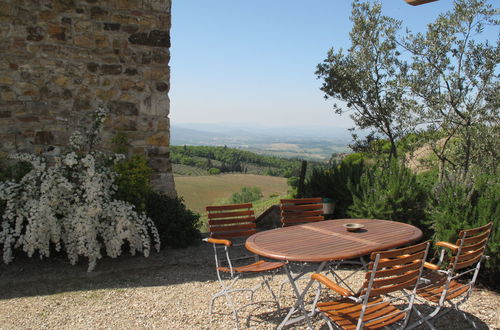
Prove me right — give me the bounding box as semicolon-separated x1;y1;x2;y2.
155;81;168;92
0;76;13;85
124;67;138;76
34;131;54;144
118;79;135;91
87;62;99;73
74;35;93;48
90;6;108;19
122;24;139;34
147;132;168;147
53;0;75;11
128;30;169;47
104;22;121;31
74;21;92;32
26;26;44;41
0;2;12;16
0;91;16;101
0;111;11;118
48;24;66;41
116;0;141;9
101;64;122;75
55;75;70;87
94;33;109;48
112;116;138;131
96;88;116;101
109;100;139;116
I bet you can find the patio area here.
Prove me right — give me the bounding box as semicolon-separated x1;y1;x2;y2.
0;244;498;329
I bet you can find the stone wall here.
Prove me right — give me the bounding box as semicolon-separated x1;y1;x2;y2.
0;0;175;196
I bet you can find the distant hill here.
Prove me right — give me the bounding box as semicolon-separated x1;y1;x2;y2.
171;123;352;161
170;145;310;177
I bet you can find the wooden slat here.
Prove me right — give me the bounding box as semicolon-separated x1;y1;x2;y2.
212;229;257;239
208;216;255;225
207;210;254;219
280;197;322;204
209;223;256;233
364;277;418;296
281;203;323;211
453;247;485;264
369;251;425;269
282;216;324;224
460;238;489;253
458;222;493;238
206;203;252;211
366;260;422;279
369;270;420;288
281;210;324;218
372;241;429;260
453;253;483;270
458;230;490;246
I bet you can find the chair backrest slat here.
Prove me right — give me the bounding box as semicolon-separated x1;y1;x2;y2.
280;197;324;227
207;203;257;239
211;229;258;239
448;222;492;272
458;222;493;238
364;278;419;297
365;260;422;279
369;251;426;269
362;241;429;298
209;223;256;233
453;253;484;271
367;269;420;289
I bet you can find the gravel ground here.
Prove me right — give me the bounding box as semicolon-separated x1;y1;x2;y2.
0;245;498;329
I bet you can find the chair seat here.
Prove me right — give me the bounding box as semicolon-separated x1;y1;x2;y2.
217;260;285;273
317;297;407;330
417;269;470;303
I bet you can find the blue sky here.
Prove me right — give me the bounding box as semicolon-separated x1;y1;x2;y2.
169;0;497;129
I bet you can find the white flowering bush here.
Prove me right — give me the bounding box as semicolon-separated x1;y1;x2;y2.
0;108;160;271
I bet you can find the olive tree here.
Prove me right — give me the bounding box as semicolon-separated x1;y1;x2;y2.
316;0;416;160
403;0;499;178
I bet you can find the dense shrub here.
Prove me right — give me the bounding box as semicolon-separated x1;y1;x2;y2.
347;159;428;232
427;172;499;287
113;155;152;212
303;160;365;218
145;192;201;248
230;186;263;204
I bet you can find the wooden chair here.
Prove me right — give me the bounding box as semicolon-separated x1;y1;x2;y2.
204;203;285;328
280;197;324;227
311;241;430;330
407;222;493;330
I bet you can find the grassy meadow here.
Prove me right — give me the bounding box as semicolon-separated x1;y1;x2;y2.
174;173;289;215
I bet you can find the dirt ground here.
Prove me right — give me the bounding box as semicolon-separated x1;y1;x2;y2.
0;245;499;329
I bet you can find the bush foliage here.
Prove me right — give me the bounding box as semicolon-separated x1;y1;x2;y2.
427;172;499;285
348;159;428;231
145;193;201;249
230;186;263;204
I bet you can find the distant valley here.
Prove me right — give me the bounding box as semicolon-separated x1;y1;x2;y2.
171;123;353;161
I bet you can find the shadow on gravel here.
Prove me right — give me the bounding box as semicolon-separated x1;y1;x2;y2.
0;244;221;300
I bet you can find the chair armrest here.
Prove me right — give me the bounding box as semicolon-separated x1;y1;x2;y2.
435;241;459;253
311;273;353;297
203;238;232;246
424;262;440;271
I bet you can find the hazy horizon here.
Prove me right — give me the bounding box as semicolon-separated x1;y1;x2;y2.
169;1;498;129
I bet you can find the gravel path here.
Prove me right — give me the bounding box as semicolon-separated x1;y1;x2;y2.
0;245;498;329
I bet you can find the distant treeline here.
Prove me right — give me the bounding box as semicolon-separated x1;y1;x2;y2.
170;145;311;177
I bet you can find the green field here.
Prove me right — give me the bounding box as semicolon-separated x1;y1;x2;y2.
174;173;289;214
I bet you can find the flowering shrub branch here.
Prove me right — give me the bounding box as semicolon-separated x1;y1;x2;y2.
0;108;160;271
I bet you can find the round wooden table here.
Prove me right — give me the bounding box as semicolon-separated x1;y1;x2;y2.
246;218;423;262
245;218;423;329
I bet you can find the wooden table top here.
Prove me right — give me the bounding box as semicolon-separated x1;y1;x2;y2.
245;219;423;262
